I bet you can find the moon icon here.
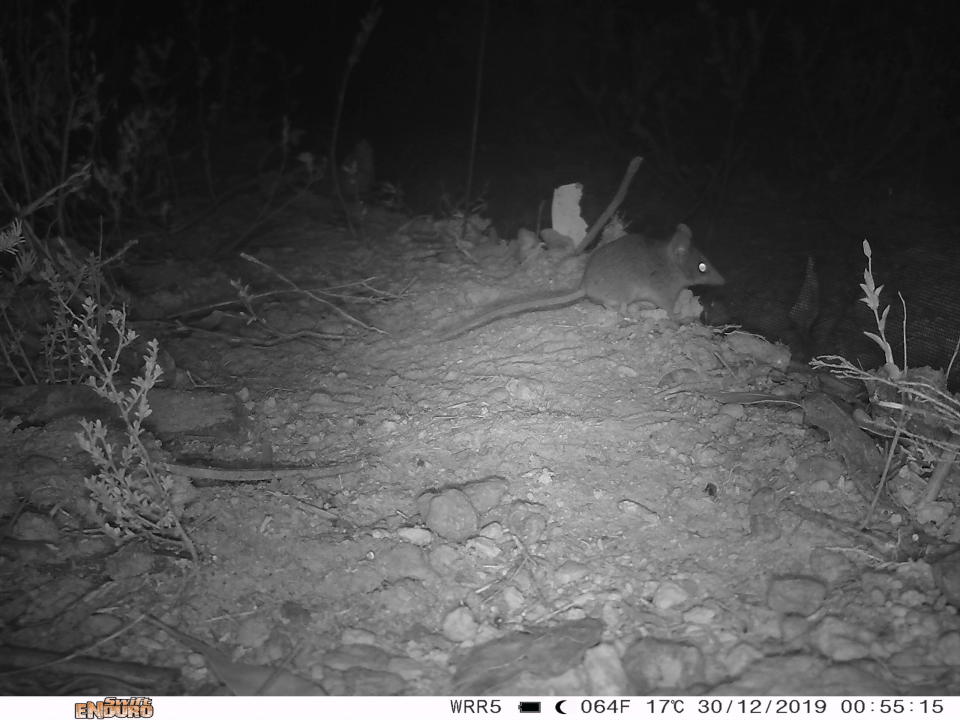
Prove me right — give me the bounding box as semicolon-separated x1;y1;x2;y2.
556;699;567;714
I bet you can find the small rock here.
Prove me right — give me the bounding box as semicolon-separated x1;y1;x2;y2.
888;603;908;619
621;637;705;693
423;489;479;541
442;606;479;643
719;403;745;419
931;551;960;607
887;646;930;668
807;478;833;493
780;614;810;643
767;575;827;616
506;501;547;545
86;614;124;637
555;561;589;586
348;668;407;695
561;607;589;622
721;643;764;676
464;536;502;559
340;628;377;646
427;544;461;573
616;365;639;379
897;589;929;607
323;643;392;671
235;617;271;649
809;548;856;586
521;467;556;485
377;544;437;582
810;616;875;661
936;630;960;665
915;501;953;526
600;600;624;629
749;606;786;640
478;522;505;540
317;668;346;695
682;605;717;625
583;643;628;694
260;632;293;663
12;512;59;542
862;575;893;605
505;378;542;403
894;559;937;591
397;527;434;546
500;585;525;613
461;476;509;512
652;582;690;610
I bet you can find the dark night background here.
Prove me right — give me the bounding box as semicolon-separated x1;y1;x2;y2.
6;0;958;221
2;0;960;367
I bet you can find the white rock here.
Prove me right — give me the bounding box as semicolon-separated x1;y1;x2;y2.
442;607;478;643
397;527;434;546
652;582;690;610
341;628;377;645
583;643;629;694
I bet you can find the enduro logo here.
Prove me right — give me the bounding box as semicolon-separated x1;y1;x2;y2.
74;697;154;718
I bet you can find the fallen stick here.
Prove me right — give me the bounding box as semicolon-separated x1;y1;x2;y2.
574;155;643;254
159;459;365;484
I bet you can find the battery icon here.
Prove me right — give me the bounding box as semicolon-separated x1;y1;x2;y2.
518;701;541;713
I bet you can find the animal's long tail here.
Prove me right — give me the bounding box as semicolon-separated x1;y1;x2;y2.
437;288;586;340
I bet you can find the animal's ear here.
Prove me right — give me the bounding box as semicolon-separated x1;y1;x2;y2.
670;224;693;256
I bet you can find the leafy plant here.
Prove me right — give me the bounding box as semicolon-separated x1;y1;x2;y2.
0;218;37;384
0;171;134;386
72;297;197;560
812;241;960;535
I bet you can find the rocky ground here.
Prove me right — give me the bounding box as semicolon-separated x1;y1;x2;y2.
3;192;960;695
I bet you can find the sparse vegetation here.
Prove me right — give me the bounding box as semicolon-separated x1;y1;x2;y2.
330;1;382;240
0;168;132;386
2;1;958;697
812;241;960;535
0;0;343;559
72;297;197;560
